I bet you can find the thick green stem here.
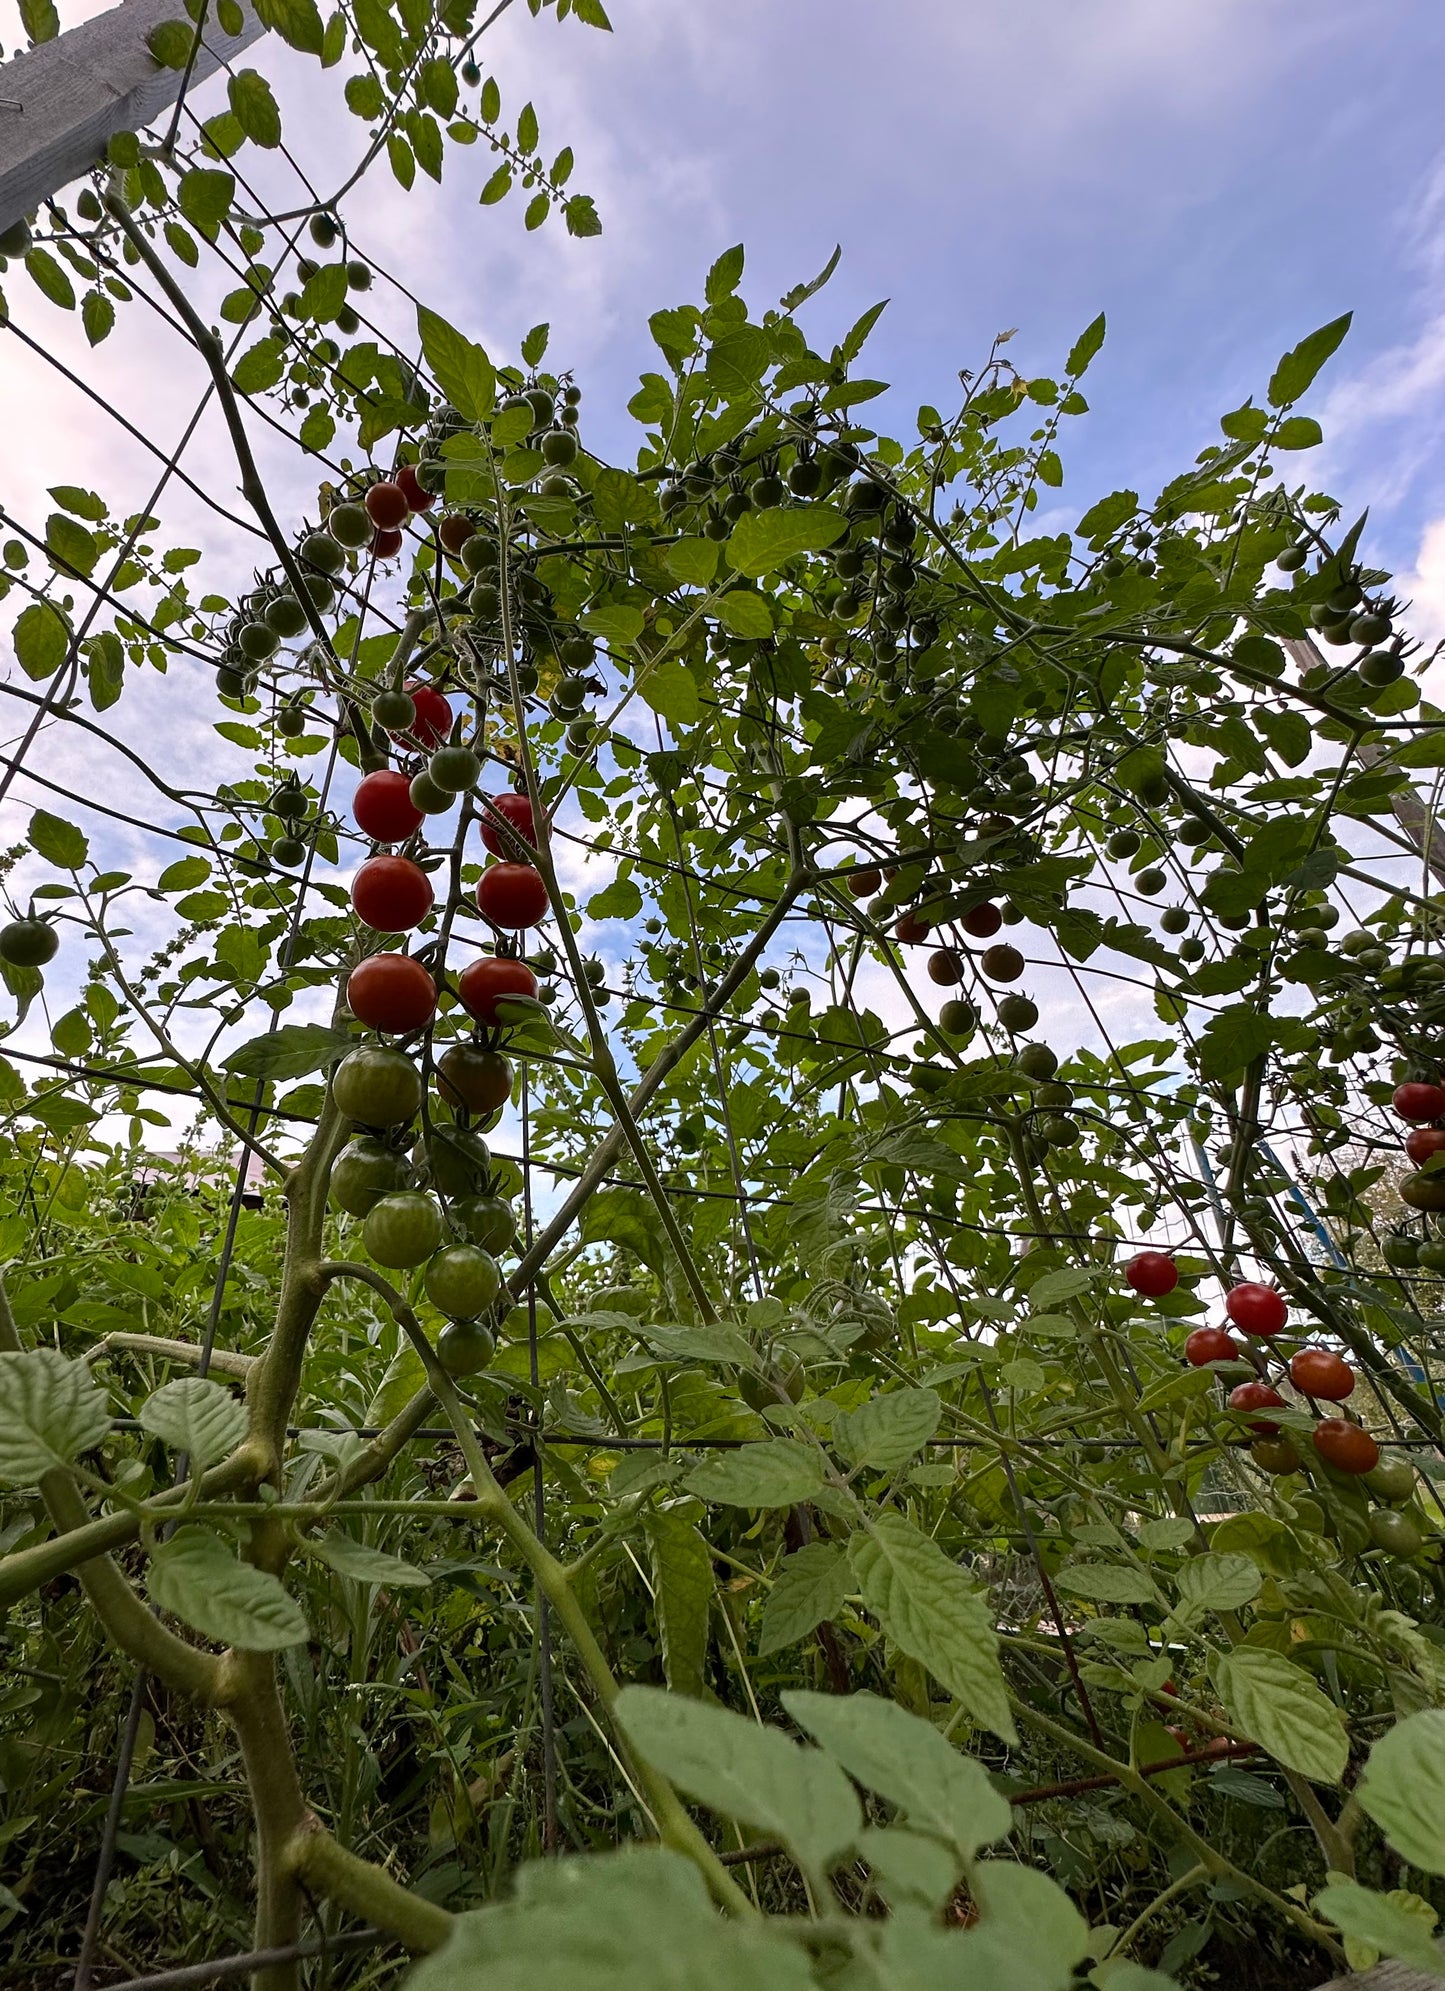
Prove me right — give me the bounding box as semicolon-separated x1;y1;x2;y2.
287;1818;454;1950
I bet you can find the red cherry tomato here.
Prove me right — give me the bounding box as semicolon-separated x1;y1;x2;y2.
394;463;435;514
370;527;403;559
962;901;1002;938
1126;1250;1178;1298
479;792;537;858
1185;1325;1239;1367
478;861;549;930
402;681;452;750
1227;1380;1286;1434
1224;1282;1287;1338
353;769;424;844
1406;1127;1445;1166
1311;1417;1380;1476
894;911;930;944
352;854;434;932
1393;1081;1445;1123
457;955;538;1026
1288;1347;1355;1402
347;953;437;1033
366;480;410;530
437;513;473;556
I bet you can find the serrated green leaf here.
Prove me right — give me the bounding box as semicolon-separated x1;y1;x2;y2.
683;1437;823;1508
223;1023;352;1080
849;1512;1015;1742
638;660;698;727
1213;1648;1348;1784
29;809;87;869
229;69;281;146
644;1503;712;1698
726;504;845;578
833;1387;940;1470
615;1686;860;1876
148;1531;308;1650
1268;313;1352;407
251;0;324;53
0;1350;110;1484
417;306;495;421
139;1377;246;1469
1314;1883;1445;1977
1055;1562;1160;1606
759;1542;850;1656
1358;1712;1445;1874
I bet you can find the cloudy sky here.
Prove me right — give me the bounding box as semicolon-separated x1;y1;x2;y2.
2;0;1444;1144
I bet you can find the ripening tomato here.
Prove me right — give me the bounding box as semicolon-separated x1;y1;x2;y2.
347;953;437;1033
395;463;434;514
849;867;882;898
437;513;473;555
353;769;425;844
1368;1507;1423;1557
1312;1417;1380;1476
370;527;404;559
479;792;537;857
352;854;434;932
1406;1127;1445;1166
962;901;1002;939
478;862;549;930
458;955;538;1026
452;1193;516;1253
1227;1380;1286;1434
436;1043;513;1112
330;1138;412;1217
1224;1282;1287;1338
927;948;963;987
402;682;452;750
1288;1347;1355;1402
1185;1325;1240;1367
366;480;410;530
1126;1250;1178;1298
1250;1434;1302;1475
894;911;930;944
1393;1080;1445;1123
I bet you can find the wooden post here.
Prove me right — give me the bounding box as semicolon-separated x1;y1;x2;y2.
0;0;262;236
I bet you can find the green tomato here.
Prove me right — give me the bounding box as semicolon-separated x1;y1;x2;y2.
1364;1456;1417;1504
427;1124;492;1197
332;1046;423;1127
330;1138;412;1217
0;919;58;968
437;1318;497;1376
363;1190;444;1268
451;1194;516;1253
425;1244;502;1319
1368;1507;1424;1558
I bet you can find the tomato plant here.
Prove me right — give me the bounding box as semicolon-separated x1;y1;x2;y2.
2;63;1443;1990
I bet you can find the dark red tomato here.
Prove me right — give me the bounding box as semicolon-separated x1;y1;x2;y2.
1289;1347;1355;1402
370;527;404;559
1185;1326;1239;1366
849;867;882;898
366;480;410;530
352;854;434;932
478;861;549;930
1392;1081;1445;1123
354;769;424;844
1312;1417;1381;1476
927;948;963;987
962;901;1002;939
1406;1127;1445;1166
457;955;538;1026
1227;1380;1286;1434
395;463;435;513
347;953;437;1033
1126;1250;1178;1299
1224;1282;1288;1338
894;911;930;944
403;681;452;750
436;1043;513;1112
479;792;537;858
437;513;473;555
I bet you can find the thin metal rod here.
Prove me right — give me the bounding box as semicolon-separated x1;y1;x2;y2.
84;1926;384;1991
523;1068;559;1851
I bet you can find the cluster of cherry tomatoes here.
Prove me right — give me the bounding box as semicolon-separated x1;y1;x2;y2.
1126;1251;1385;1477
1391;1079;1445;1217
324;463;437;564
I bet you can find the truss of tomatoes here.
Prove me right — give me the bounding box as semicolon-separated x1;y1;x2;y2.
1125;1252;1384;1478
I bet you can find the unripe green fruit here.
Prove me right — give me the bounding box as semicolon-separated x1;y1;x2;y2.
437;1318;496;1376
0;919;58;968
276;705;307;738
371;689;416;730
461;534;498;575
425;1243;501;1319
408;770;453;816
469;581;502;620
271;836;306;867
429;745;481;794
239;621;279;661
363;1190;443;1268
301;531;344;574
329;502;372;548
542;429;578;467
997;993;1039;1032
264;593;308;638
301;572;334;613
